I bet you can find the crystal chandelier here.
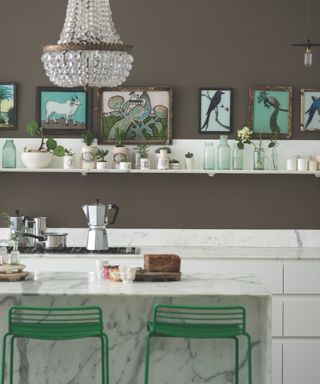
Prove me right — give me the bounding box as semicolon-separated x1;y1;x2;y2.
41;0;133;88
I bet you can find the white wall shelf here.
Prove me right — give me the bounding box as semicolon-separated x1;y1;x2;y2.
0;168;320;177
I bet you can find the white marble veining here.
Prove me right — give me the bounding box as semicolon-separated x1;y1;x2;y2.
1;228;320;248
0;272;271;384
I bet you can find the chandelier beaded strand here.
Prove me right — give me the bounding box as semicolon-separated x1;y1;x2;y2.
41;0;133;88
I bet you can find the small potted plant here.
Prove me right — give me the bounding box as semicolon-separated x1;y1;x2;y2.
63;148;76;170
169;159;181;170
134;144;151;169
96;148;109;170
81;131;97;169
185;152;194;170
119;160;132;171
21;121;65;169
113;128;129;169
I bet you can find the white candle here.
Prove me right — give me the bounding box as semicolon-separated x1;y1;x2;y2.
286;158;297;171
297;158;308;172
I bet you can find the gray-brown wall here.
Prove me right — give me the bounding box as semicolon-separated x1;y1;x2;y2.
1;0;320;228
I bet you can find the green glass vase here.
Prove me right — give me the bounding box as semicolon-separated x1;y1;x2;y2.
217;135;230;170
2;139;16;168
232;144;244;170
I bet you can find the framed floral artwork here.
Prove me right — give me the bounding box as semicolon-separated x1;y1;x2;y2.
249;86;292;138
98;87;173;144
300;88;320;132
36;87;91;134
199;88;232;133
0;82;17;130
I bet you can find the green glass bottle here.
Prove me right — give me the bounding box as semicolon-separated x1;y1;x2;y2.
2;139;16;168
217;135;230;170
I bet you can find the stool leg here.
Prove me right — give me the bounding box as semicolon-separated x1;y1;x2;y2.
244;333;252;384
144;333;152;384
232;337;239;384
1;333;10;384
102;333;109;384
9;337;14;384
100;336;106;384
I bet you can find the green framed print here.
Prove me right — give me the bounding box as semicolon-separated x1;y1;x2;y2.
199;88;232;133
0;82;17;130
98;87;173;145
249;86;292;138
300;88;320;132
36;87;91;134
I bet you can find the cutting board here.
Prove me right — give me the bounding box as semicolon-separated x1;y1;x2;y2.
0;271;30;282
135;270;181;282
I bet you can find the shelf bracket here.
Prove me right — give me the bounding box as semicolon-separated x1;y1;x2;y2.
315;173;320;178
81;170;88;176
207;172;216;177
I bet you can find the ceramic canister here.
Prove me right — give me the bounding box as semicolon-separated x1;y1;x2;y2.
297;158;308;172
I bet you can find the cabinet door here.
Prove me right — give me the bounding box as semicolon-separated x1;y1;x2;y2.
272;341;283;384
273;298;283;337
284;299;320;336
285;262;320;294
283;342;320;384
182;260;283;293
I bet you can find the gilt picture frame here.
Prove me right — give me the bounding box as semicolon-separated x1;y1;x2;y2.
300;88;320;132
199;88;232;134
0;82;17;130
36;86;91;134
98;86;173;144
249;85;292;138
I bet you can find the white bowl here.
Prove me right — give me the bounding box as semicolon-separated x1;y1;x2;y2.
21;152;53;169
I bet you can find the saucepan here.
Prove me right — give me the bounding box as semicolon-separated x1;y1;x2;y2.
22;232;68;250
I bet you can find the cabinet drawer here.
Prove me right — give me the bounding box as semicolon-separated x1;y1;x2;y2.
284;262;320;294
182;260;282;293
283;341;320;384
284;299;320;336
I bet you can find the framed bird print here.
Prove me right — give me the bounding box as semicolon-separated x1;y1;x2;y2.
98;87;173;144
249;85;292;138
199;88;232;133
300;89;320;132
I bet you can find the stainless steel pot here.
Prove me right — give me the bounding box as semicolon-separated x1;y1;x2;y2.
23;232;68;250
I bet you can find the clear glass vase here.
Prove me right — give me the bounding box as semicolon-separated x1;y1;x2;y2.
253;147;265;170
203;142;214;170
9;239;20;265
217;135;230;170
270;146;278;170
2;139;16;168
232;144;244;170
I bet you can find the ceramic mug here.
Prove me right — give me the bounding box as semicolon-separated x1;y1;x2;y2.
119;266;137;283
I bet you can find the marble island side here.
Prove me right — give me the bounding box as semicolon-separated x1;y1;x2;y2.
0;272;271;384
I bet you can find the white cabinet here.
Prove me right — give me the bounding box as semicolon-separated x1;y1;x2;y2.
283;342;320;384
285;262;320;294
272;342;283;384
272;298;283;337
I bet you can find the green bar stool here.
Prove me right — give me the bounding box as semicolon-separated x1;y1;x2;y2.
1;306;109;384
144;304;252;384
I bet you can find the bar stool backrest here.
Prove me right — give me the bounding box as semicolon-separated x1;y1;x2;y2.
152;304;246;330
8;306;104;339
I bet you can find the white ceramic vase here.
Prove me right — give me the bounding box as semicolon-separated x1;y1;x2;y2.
21;151;53;169
81;146;97;169
113;146;129;169
63;155;76;169
185;157;194;170
140;157;151;170
119;161;131;171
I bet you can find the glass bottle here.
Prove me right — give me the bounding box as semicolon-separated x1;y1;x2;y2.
9;239;20;265
217;135;230;170
203;142;214;170
2;139;16;168
232;144;244;170
253;147;265;170
270;146;278;170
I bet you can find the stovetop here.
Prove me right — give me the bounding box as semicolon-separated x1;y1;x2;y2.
17;247;138;255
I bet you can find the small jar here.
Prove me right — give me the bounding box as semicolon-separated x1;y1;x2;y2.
286;157;297;171
297;158;308;172
308;158;317;172
140;157;151;170
157;149;169;170
119;161;131;171
63;155;76;169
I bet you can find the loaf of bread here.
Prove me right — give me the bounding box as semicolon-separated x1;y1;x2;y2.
144;254;181;273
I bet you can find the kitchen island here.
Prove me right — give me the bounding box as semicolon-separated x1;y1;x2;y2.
0;272;271;384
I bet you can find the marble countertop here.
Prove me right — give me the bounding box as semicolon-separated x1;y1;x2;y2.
20;246;320;260
0;272;270;297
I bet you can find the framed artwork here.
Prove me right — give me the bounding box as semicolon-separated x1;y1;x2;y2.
0;82;17;130
249;86;292;138
300;88;320;132
98;87;173;144
36;87;91;133
199;88;232;133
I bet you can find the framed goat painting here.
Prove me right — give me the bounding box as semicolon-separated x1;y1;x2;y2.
199;88;232;134
0;82;17;130
98;87;173;144
36;87;91;134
